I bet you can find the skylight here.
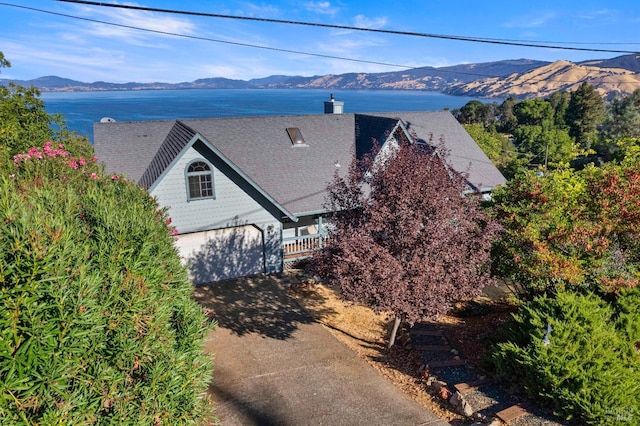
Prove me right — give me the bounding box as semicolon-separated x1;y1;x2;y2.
286;127;308;147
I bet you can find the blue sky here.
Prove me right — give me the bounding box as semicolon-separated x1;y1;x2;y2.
1;1;639;83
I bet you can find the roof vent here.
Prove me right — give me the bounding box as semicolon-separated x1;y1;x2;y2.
100;117;117;123
287;127;308;147
324;94;344;114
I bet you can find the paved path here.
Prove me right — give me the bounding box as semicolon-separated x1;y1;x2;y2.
194;275;449;426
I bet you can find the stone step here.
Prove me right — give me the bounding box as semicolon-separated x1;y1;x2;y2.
496;403;529;423
414;344;451;351
453;378;491;395
428;359;466;368
411;329;445;336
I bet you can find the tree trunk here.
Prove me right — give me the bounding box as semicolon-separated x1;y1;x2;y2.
388;316;402;349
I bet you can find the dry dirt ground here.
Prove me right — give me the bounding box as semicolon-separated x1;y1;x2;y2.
286;270;516;425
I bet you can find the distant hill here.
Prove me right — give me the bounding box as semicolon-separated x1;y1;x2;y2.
2;55;639;99
446;58;640;100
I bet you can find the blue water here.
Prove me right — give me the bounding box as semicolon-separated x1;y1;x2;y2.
41;89;488;141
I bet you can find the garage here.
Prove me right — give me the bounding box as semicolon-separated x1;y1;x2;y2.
174;225;265;284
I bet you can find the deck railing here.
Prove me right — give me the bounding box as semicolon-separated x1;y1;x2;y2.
283;233;331;261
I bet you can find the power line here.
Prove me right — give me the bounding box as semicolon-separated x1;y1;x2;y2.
56;0;640;55
2;2;639;85
0;2;514;78
0;2;415;70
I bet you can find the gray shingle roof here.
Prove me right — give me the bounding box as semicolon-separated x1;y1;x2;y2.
94;120;175;183
94;110;505;217
364;111;506;192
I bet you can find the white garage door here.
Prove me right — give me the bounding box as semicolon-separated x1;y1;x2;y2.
174;225;265;284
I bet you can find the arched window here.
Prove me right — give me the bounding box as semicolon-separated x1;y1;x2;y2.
186;160;214;200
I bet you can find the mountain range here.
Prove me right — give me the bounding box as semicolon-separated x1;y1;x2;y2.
2;54;639;100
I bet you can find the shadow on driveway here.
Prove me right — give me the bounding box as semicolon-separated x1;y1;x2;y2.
193;274;327;340
193;275;449;426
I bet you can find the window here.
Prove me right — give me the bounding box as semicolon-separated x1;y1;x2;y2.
186;160;214;200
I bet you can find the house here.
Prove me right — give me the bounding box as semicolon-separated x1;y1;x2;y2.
94;97;505;284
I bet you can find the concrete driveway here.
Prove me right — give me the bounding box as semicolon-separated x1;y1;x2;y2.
193;275;449;426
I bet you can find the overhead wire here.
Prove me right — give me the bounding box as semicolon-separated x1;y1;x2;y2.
1;1;638;84
55;0;640;55
0;2;415;70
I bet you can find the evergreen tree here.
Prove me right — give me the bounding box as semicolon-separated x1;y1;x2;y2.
566;82;606;150
603;88;640;139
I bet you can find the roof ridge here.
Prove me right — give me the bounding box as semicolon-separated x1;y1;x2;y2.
139;120;198;188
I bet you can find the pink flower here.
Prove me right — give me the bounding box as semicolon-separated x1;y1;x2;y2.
68;160;79;170
9;174;15;179
170;229;179;236
28;147;43;159
90;173;98;179
111;174;119;180
165;217;172;225
79;158;86;167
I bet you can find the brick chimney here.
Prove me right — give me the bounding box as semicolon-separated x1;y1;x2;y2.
324;93;344;114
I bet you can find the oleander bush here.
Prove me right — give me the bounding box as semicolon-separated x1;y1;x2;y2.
0;143;215;424
490;290;640;425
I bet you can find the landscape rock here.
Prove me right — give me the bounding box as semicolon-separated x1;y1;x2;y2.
461;399;475;417
439;387;452;400
430;380;448;391
449;391;463;407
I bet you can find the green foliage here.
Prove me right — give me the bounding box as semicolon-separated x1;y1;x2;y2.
492;159;640;298
602;88;640;140
512;125;577;167
0;83;59;158
453;100;497;126
496;96;518;134
463;123;523;177
0;53;93;163
513;99;554;127
0;144;214;424
490;291;640;425
0;52;9;70
566;82;606;150
546;91;570;129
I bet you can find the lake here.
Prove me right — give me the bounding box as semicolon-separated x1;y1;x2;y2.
41;89;489;141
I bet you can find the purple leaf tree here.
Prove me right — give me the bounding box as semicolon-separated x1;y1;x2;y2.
313;135;501;347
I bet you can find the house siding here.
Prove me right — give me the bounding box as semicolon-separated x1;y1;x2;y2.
151;147;283;275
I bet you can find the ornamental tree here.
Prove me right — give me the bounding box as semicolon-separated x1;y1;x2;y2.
312;136;501;347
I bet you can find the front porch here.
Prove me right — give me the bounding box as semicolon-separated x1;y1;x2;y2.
283;233;331;261
282;215;331;262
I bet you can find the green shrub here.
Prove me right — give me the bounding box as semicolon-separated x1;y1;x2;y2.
490;290;640;425
0;143;214;424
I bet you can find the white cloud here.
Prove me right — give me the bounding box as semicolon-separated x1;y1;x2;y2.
236;2;280;17
353;14;387;29
199;64;244;79
305;2;339;16
578;9;615;20
71;2;196;43
503;11;558;29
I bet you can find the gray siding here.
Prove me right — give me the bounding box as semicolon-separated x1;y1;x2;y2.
151;147;283;274
151;147;277;231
